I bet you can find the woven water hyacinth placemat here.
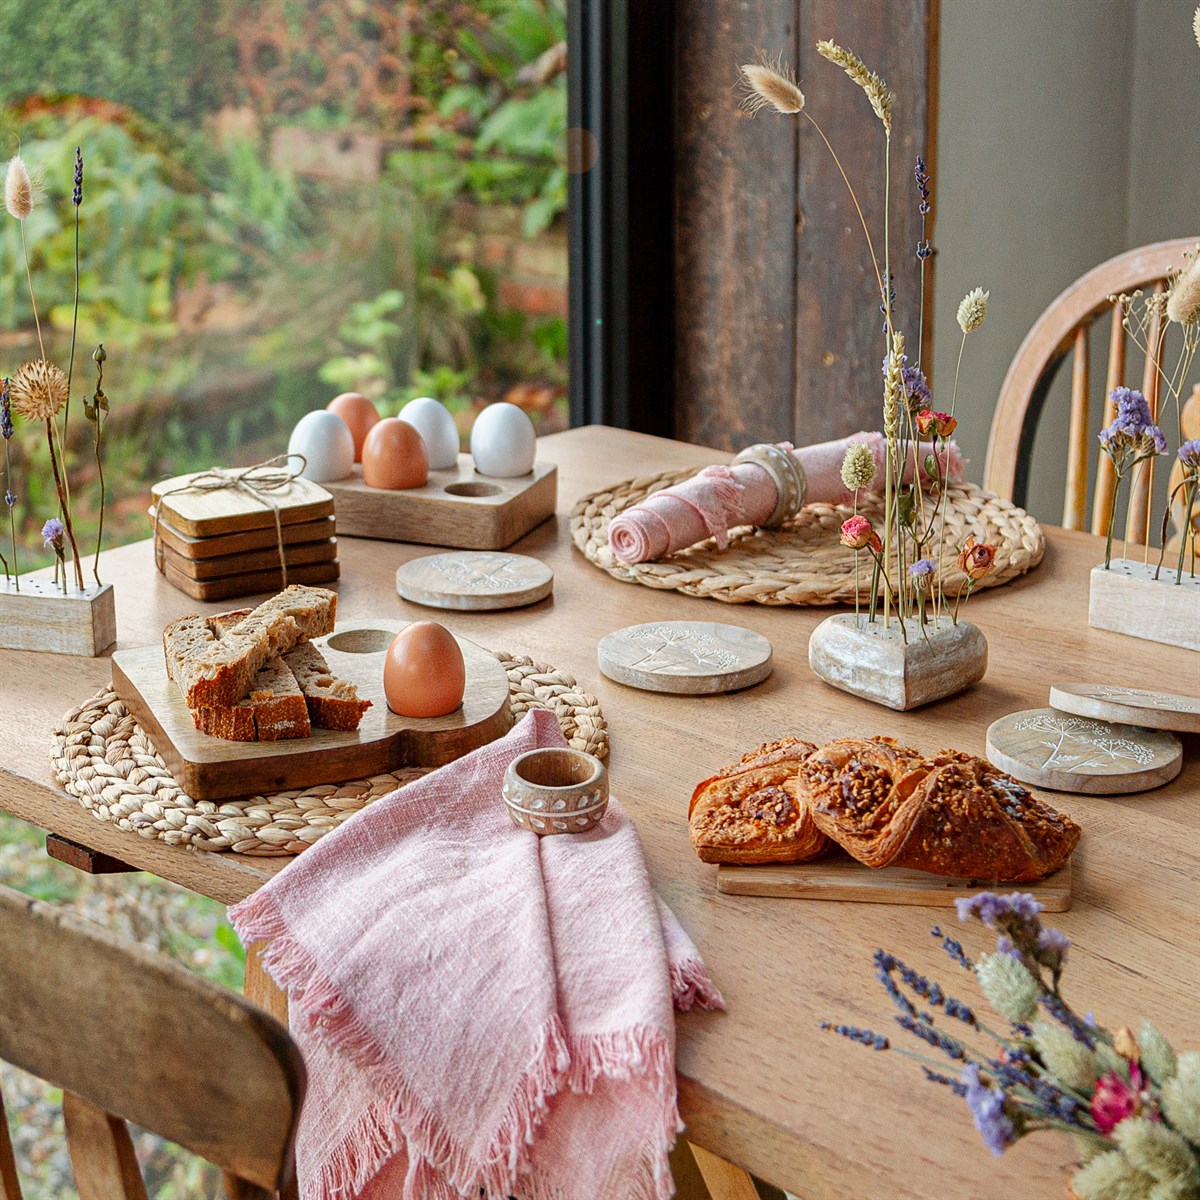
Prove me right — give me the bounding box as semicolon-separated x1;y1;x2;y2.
52;652;607;857
571;471;1045;606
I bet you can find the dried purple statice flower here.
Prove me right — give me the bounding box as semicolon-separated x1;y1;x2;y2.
1037;926;1071;968
1099;387;1167;455
902;363;931;407
1179;438;1200;473
961;1064;1018;1156
956;892;1043;927
42;517;64;550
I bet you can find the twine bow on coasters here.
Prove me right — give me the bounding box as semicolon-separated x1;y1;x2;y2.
151;453;308;584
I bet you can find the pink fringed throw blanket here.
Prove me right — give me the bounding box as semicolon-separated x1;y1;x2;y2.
229;709;722;1200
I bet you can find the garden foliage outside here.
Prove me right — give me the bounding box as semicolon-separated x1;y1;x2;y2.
0;3;568;1195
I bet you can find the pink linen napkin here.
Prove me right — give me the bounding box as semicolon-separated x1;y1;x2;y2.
607;431;965;564
229;709;722;1200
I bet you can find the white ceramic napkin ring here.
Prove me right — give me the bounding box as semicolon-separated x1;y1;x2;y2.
503;748;609;835
732;442;807;527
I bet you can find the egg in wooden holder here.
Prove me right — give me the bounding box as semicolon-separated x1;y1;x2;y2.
320;395;557;551
384;621;466;717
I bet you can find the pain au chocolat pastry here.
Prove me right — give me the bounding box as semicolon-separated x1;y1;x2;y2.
688;737;829;864
788;737;1080;882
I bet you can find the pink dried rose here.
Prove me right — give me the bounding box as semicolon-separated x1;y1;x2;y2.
1090;1065;1144;1135
840;515;881;553
956;536;996;580
916;408;958;438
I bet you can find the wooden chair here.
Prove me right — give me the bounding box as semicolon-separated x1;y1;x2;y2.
0;885;305;1200
984;237;1198;541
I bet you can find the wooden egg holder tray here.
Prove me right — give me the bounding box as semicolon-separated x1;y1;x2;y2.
321;455;557;549
112;618;513;801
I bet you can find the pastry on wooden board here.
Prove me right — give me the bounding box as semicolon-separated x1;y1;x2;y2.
789;736;1080;883
688;737;828;864
163;584;337;708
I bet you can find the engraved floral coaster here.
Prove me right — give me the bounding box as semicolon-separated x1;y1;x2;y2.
985;708;1182;795
1048;684;1200;735
597;621;773;694
396;550;554;610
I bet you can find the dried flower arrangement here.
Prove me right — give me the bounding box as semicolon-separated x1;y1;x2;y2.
739;47;997;637
1101;248;1200;583
2;147;110;595
824;892;1200;1199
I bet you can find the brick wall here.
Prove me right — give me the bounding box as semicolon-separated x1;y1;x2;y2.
447;200;568;321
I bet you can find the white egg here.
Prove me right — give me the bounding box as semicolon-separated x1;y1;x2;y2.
288;410;355;483
398;396;460;470
470;402;536;477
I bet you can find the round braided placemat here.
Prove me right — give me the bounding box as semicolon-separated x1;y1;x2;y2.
570;471;1044;606
51;652;607;857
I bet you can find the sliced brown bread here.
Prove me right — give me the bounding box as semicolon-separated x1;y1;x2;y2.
191;611;311;742
282;641;372;732
166;585;337;708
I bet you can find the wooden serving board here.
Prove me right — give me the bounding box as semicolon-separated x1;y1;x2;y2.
322;456;557;549
150;509;336;560
112;618;513;800
152;472;334;537
717;853;1072;910
157;556;340;602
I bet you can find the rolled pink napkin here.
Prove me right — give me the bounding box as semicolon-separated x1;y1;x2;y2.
230;709;722;1200
608;431;965;564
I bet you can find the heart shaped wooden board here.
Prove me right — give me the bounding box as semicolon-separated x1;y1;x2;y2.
112;618;513;801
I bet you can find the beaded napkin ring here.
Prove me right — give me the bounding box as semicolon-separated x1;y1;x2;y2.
732;442;807;527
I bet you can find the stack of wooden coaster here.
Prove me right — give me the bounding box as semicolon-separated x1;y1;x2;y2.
151;469;339;602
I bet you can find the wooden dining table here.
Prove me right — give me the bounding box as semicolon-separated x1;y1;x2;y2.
1;424;1197;1200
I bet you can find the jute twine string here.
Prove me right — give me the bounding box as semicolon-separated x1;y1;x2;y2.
570;471;1045;606
152;454;307;583
51;652;607;857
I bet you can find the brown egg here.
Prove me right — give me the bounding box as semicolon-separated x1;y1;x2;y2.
362;418;429;489
384;622;465;717
327;392;380;462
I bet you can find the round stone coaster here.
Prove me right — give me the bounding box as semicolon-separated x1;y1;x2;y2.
598;621;773;695
396;551;553;611
1049;684;1200;735
986;708;1182;795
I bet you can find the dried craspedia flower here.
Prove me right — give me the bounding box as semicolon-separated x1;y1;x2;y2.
738;53;805;115
815;40;892;133
9;359;68;420
1166;249;1200;324
4;155;32;220
975;952;1039;1024
957;287;989;333
840;440;877;491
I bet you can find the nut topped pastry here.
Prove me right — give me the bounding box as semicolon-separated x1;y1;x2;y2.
789;737;1079;882
689;737;828;864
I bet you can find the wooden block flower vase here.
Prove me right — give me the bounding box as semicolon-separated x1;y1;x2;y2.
0;575;116;656
808;613;987;711
1088;558;1200;652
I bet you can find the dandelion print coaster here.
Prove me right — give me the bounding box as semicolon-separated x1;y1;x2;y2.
597;621;773;694
1048;684;1200;735
986;709;1182;795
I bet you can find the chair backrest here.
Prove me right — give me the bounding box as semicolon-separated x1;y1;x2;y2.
984;237;1198;538
0;885;305;1199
